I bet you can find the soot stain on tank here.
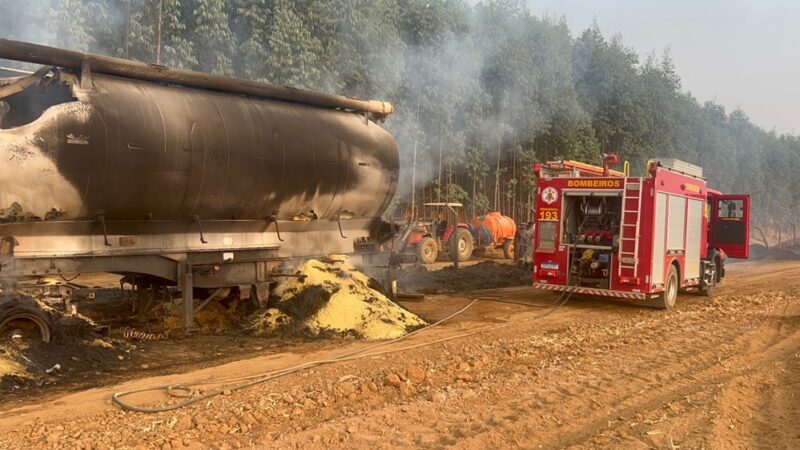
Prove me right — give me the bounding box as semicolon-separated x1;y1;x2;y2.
9;72;399;223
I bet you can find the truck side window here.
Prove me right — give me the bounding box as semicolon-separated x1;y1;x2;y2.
718;199;743;219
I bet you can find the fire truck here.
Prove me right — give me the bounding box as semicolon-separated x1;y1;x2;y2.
532;155;750;309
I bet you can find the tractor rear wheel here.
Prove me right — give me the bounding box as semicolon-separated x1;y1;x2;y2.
416;237;439;264
502;239;514;260
454;228;474;262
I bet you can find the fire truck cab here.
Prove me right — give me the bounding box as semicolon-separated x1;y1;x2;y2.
532;156;750;309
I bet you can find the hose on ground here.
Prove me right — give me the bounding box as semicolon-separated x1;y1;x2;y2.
112;283;578;413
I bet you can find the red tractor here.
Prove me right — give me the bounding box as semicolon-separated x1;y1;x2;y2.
399;203;474;264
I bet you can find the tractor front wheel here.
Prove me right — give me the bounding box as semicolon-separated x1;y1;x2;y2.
454;228;474;262
416;237;439;264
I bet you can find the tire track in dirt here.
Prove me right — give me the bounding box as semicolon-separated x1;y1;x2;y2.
448;297;797;449
0;261;798;449
568;300;800;449
706;301;800;449
268;263;800;449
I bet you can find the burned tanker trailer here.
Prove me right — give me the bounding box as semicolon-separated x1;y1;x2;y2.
0;39;398;331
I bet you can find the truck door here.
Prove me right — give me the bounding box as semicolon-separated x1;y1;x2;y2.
710;194;750;259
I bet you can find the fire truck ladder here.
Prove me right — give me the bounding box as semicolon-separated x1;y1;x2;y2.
618;178;643;278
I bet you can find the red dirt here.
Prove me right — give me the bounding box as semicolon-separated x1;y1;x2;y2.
0;260;798;449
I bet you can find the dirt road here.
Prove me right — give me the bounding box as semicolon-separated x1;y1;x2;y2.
1;260;798;449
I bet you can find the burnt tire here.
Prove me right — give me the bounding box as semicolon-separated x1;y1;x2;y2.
502;239;515;260
654;265;679;310
454;228;474;262
416;237;439;264
0;294;54;343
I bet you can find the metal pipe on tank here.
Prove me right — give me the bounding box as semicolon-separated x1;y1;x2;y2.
0;38;394;120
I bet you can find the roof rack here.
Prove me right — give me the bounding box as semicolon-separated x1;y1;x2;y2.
650;158;704;178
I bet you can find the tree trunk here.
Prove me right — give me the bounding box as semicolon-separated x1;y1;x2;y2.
754;226;770;250
156;0;164;64
411;136;417;219
123;0;131;59
471;179;476;219
512;143;517;221
437;131;443;202
494;139;501;211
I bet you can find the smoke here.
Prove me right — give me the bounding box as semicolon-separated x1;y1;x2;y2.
0;1;673;219
372;3;590;216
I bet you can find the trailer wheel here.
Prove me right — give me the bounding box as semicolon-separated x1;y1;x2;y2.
654;265;679;310
0;295;53;343
502;239;515;260
416;237;438;264
454;228;474;262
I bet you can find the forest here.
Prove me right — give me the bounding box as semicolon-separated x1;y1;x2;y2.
2;0;798;243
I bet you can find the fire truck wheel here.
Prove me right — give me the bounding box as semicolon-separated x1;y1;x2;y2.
655;265;679;310
416;237;439;264
702;280;716;298
455;228;474;262
700;261;717;297
502;239;515;260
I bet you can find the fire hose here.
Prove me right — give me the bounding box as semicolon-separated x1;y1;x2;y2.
112;281;579;413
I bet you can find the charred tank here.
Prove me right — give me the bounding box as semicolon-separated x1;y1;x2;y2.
0;40;398;287
0;71;397;224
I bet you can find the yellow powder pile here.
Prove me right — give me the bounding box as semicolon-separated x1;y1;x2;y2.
0;354;25;379
270;256;426;340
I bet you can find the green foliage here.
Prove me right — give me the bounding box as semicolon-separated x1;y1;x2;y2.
3;0;797;225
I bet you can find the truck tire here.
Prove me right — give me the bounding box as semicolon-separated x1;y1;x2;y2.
654;265;679;310
700;259;717;298
502;239;514;260
0;295;53;343
416;237;438;264
455;228;474;262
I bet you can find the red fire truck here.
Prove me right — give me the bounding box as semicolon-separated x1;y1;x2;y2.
532;155;750;309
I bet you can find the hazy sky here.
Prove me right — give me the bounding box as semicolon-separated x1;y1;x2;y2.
523;0;799;134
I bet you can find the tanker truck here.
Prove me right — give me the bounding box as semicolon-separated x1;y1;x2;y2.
0;39;398;333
